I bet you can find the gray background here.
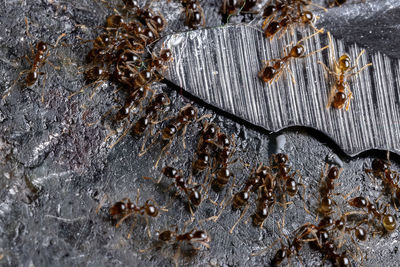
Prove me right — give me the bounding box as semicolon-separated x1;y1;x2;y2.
0;0;399;266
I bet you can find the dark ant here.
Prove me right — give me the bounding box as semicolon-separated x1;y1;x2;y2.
142;223;210;267
184;1;205;29
107;92;170;149
114;85;151;121
4;18;65;101
229;164;270;233
252;170;277;227
145;166;203;211
108;190;167;237
210;132;236;191
253;222;321;266
192;122;220;175
259;29;327;84
318;164;342;216
318;32;372;111
365;156;400;209
328;0;347;7
220;0;259;21
142;105;209;168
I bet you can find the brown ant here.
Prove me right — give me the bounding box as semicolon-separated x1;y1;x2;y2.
318;32;372;111
253;222;321;266
144;166;203;213
229;164;270;233
347;195;397;233
142;105;209;168
184;1;205;29
4;18;65;101
142;223;210;267
252;169;277;227
192;122;220;175
259;29;327;84
318;163;343;216
107;190;167;237
365;155;400;209
107;92;170;149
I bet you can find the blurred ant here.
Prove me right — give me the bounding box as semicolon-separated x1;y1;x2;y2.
184;1;205;29
259;29;328;84
252;222;321;266
145;166;204;214
141;105;210;168
318;32;372;111
108;92;170;149
192;121;220;175
365;154;400;210
4;17;65;101
229;164;270;233
141;221;210;267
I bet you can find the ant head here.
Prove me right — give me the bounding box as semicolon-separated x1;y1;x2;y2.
274;153;288;165
160;49;172;61
155;93;170;106
338;54;351;71
189;189;202;206
109;201;127;216
371;158;390;172
37;41;47;52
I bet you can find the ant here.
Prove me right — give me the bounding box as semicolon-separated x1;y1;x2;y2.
192;122;220;175
347;195;397;233
318;32;372;111
259;29;328;84
252;169;277;227
184;1;206;29
114;85;151;121
365;155;400;210
107;92;170;149
318;163;342;216
145;166;203;213
253;222;321;266
142;222;210;267
229;164;270;233
142;105;209;168
4;18;65;101
106;189;167;237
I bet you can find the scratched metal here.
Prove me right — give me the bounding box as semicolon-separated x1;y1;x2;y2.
161;24;400;156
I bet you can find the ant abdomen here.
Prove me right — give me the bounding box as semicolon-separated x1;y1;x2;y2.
109;201;127;216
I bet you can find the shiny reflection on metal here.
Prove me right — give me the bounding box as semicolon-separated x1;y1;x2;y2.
160;24;400;156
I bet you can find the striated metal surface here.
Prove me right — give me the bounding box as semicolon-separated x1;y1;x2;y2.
161;24;400;156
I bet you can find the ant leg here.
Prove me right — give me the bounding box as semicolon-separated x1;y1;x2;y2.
96;193;112;214
326;84;336;109
154;140;173;168
286;66;296;85
40;72;47;103
345;91;353;111
127;215;139;239
109;122;134;149
115;212;134;228
297;28;324;45
3;69;30;99
229;204;249;234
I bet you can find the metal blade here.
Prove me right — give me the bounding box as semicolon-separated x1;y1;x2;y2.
159;7;400;157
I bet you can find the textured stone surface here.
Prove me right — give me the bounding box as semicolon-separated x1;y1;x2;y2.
0;1;399;267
